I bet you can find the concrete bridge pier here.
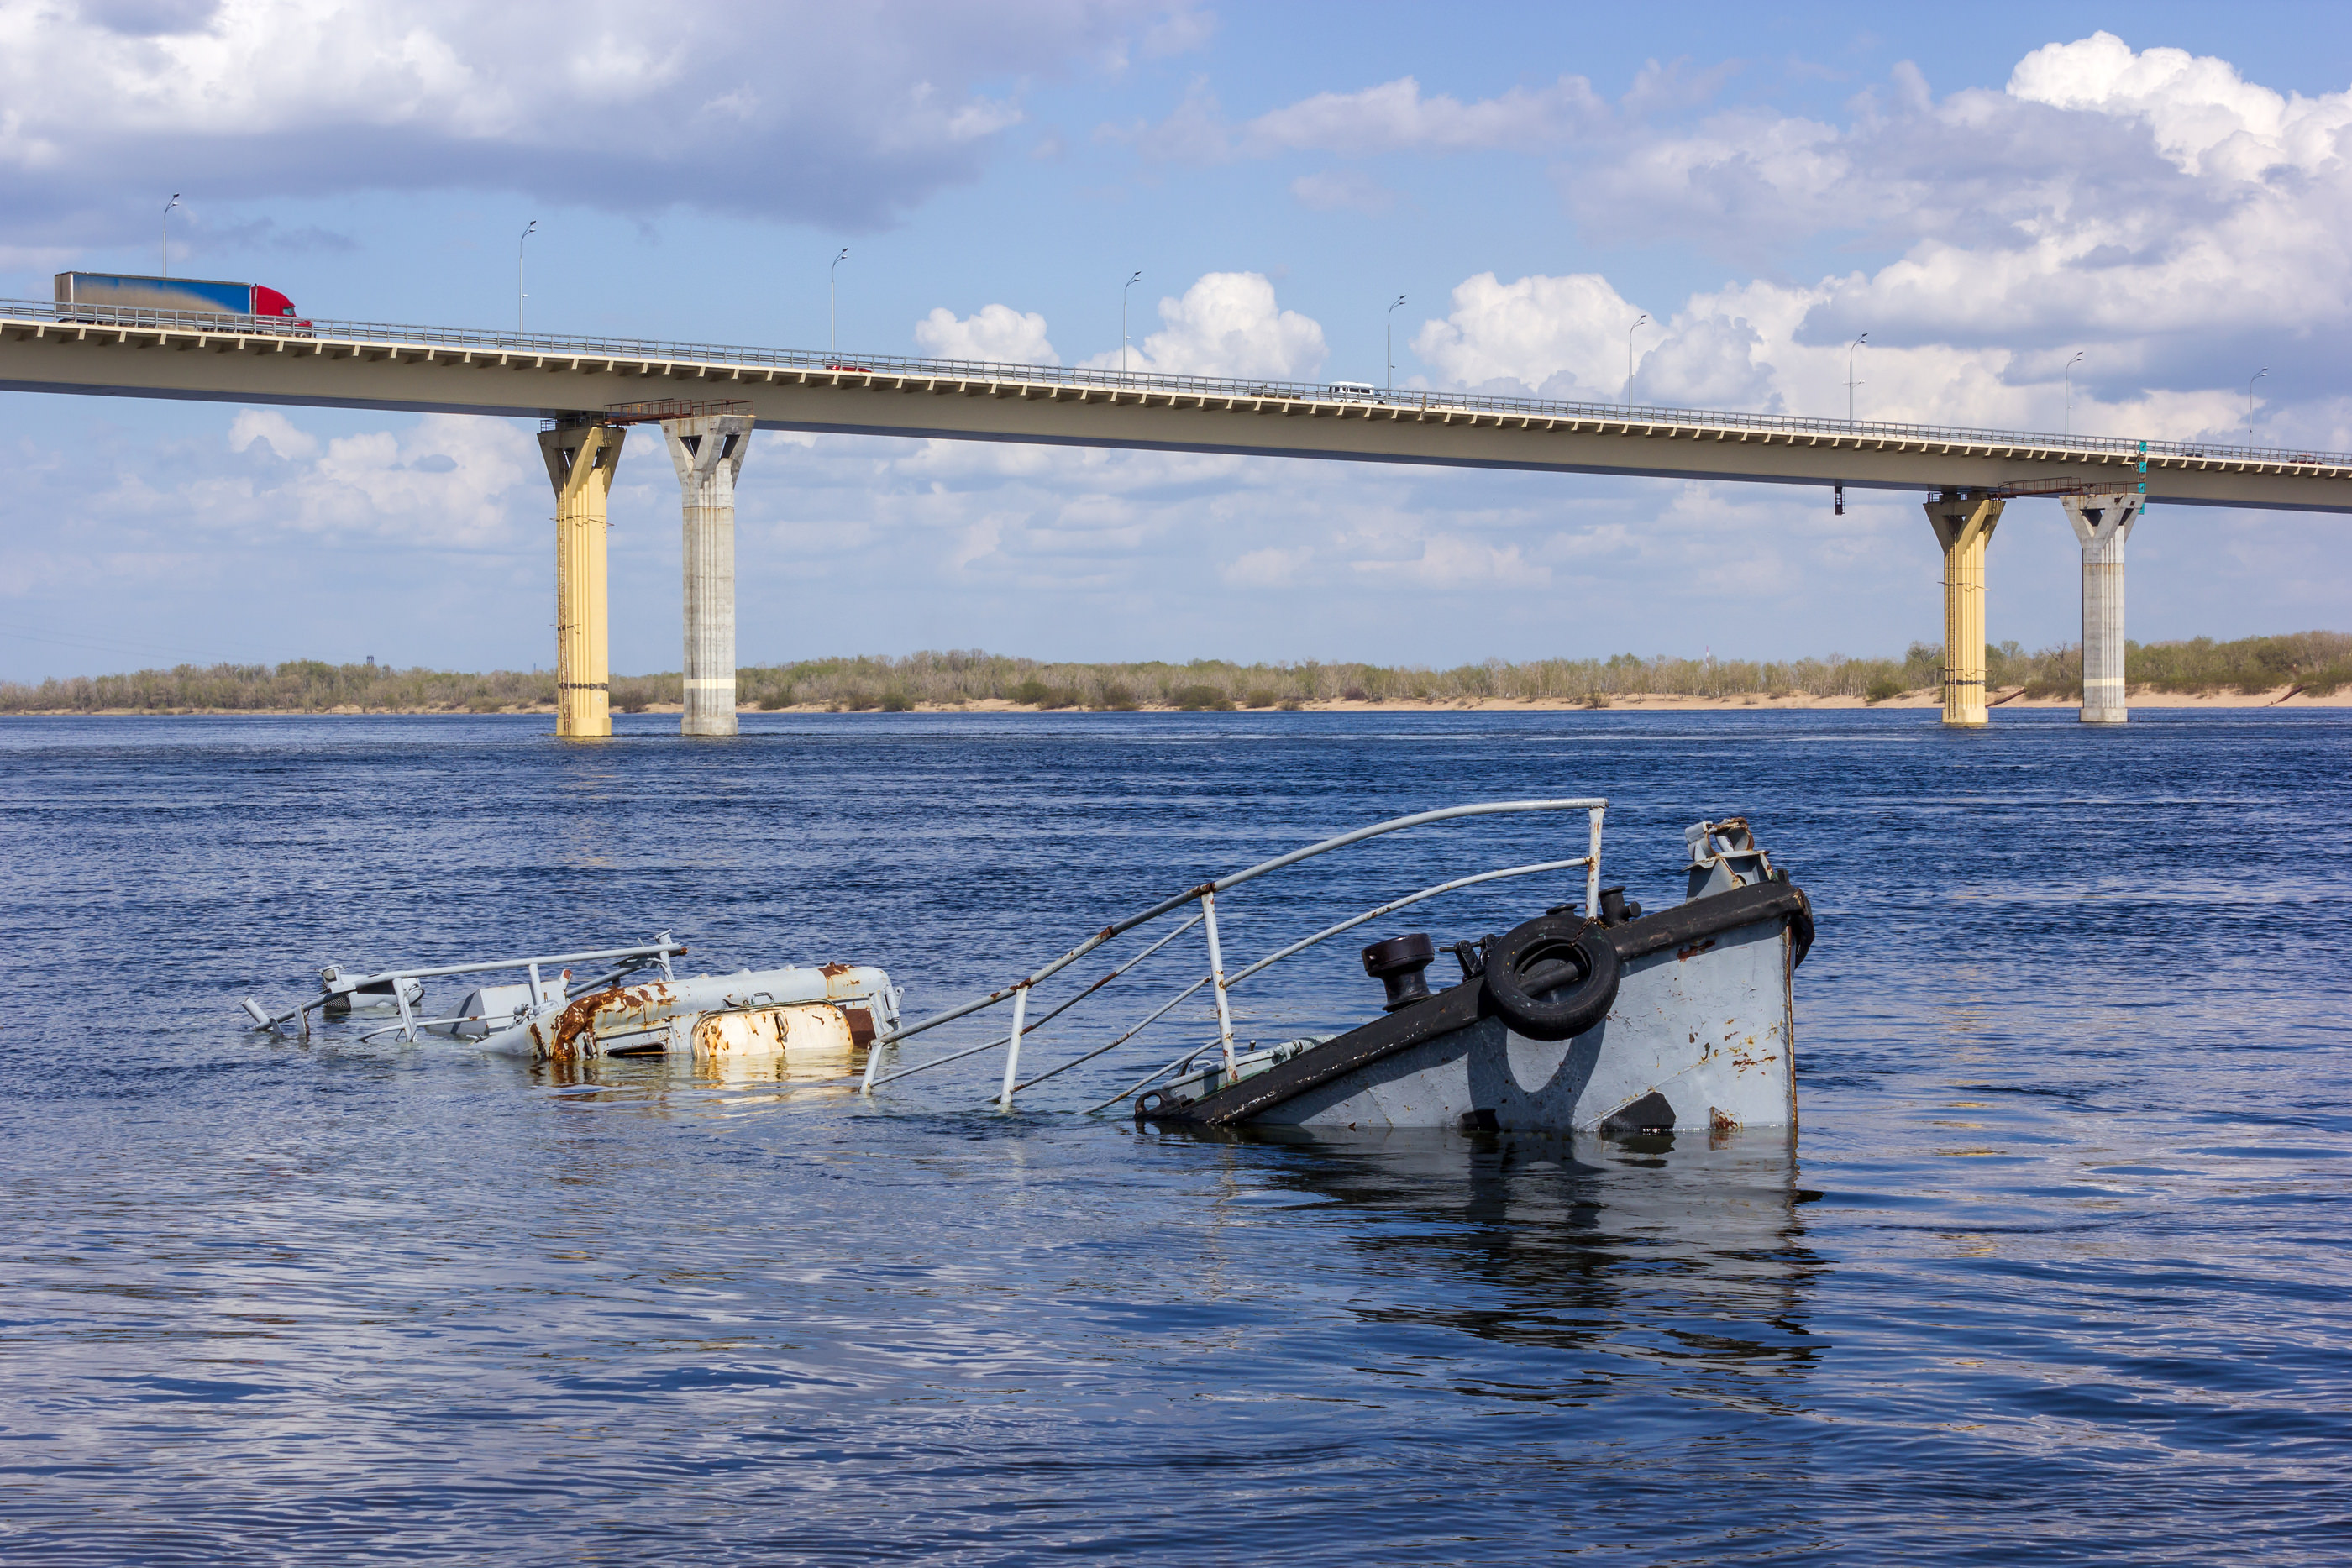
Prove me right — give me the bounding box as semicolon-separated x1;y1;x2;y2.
2062;491;2144;725
663;412;754;737
1924;491;2006;727
538;419;627;739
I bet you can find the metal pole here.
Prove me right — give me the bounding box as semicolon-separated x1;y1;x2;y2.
1387;294;1405;391
517;220;535;333
1625;313;1646;407
830;248;848;356
162;194;180;278
1200;890;1237;1078
2065;350;2083;438
996;983;1029;1107
1586;807;1604;915
1848;333;1867;427
2249;368;2267;446
1122;271;1142;381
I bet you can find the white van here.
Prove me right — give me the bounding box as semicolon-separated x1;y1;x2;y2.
1325;381;1380;402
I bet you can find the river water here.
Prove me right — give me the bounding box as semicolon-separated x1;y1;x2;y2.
2;709;2346;1565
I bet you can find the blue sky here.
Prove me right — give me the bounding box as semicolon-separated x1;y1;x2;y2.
3;0;2348;679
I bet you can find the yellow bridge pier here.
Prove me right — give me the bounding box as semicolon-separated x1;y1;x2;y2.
1924;491;2005;728
538;419;627;739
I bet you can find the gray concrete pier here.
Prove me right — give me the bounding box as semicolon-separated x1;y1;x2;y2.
2062;491;2144;725
662;413;754;737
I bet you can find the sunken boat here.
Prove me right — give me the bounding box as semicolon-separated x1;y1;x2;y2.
1137;818;1809;1135
861;800;1813;1139
244;935;901;1075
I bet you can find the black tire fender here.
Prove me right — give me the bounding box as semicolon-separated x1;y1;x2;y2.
1482;917;1621;1042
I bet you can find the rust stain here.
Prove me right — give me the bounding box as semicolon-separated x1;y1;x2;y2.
548;982;659;1060
819;962;854;978
1709;1108;1739;1135
1677;937;1717;962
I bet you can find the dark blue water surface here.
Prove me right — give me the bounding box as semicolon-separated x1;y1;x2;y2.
3;709;2348;1565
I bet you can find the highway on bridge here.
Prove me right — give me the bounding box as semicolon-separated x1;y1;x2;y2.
5;298;2345;732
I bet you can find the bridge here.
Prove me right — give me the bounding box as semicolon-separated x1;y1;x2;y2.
6;297;2348;732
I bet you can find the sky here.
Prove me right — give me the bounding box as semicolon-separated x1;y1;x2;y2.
3;0;2349;679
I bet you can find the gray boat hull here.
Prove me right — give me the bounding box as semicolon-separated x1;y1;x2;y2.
1256;914;1793;1134
1140;877;1809;1137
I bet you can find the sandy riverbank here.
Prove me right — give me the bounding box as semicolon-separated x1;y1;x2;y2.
12;684;2348;716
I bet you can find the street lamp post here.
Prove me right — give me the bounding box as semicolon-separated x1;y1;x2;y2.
1625;313;1646;407
1847;333;1868;427
1122;271;1142;380
1386;294;1406;391
517;220;535;333
162;194;180;277
830;248;849;357
2065;350;2085;438
2248;368;2267;447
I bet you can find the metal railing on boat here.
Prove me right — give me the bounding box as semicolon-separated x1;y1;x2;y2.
857;800;1608;1111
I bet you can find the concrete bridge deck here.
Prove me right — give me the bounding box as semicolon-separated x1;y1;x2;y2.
4;300;2349;511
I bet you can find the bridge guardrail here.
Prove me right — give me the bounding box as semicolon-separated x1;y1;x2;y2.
6;296;2344;471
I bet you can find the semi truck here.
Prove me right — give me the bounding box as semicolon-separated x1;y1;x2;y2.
55;271;309;331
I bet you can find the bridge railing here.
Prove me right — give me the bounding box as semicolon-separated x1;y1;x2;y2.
7;296;2344;471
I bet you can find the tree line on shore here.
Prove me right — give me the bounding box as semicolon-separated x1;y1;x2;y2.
4;632;2346;714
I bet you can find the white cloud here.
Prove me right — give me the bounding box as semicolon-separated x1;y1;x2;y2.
1219;545;1313;589
1560;34;2352;370
2007;32;2352;179
1115;69;1616;165
1288;169;1395;215
0;0;1179;242
202;411;537;547
1390;35;2352;450
1082;272;1326;380
1353;535;1551;590
1246;73;1605;155
914;303;1060;365
228;408;318;461
1412;272;1647;400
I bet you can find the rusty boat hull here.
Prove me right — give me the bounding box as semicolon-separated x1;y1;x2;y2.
475;963;901;1067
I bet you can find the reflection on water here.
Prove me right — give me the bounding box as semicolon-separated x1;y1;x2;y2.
534;1045;867;1093
1208;1126;1821;1379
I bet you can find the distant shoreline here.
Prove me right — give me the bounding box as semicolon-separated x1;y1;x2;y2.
11;685;2346;716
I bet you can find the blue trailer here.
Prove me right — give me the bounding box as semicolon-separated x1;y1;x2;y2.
54;271;307;328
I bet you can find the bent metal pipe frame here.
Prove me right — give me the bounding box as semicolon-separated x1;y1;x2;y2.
856;800;1607;1108
241;937;684;1043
